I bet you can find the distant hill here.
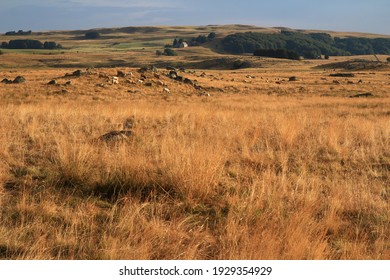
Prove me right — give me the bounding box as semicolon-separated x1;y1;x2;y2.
221;31;390;57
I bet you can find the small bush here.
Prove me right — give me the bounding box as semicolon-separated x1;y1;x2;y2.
164;48;177;56
387;57;390;62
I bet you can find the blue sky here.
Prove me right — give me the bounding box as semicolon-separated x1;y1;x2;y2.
0;0;389;34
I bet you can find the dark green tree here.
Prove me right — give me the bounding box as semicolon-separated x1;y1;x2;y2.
85;31;100;39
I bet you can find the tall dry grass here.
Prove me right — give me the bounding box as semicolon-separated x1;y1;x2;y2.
0;94;389;259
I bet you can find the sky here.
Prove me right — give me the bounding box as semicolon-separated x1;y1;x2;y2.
0;0;389;35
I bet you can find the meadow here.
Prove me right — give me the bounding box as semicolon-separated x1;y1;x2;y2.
0;26;389;259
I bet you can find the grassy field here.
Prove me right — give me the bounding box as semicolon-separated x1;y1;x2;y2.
0;26;389;260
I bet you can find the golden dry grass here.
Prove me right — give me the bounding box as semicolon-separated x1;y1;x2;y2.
0;58;389;260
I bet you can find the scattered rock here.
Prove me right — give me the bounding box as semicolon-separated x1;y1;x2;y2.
288;76;298;82
144;82;153;87
48;79;57;85
65;70;83;78
349;92;374;98
163;87;170;93
65;81;73;86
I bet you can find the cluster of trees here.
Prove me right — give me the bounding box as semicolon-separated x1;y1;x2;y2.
222;31;390;58
156;48;178;56
0;40;62;49
85;31;101;39
171;32;216;48
5;30;32;36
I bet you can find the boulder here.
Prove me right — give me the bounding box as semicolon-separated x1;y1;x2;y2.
349;92;374;98
13;76;26;84
1;78;13;84
97;130;132;142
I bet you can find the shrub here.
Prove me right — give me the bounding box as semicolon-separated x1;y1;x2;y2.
233;59;251;69
156;50;163;56
164;48;177;56
44;41;58;49
208;32;216;40
8;39;43;49
387;57;390;62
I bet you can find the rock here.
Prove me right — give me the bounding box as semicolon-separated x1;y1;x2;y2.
65;81;73;86
183;78;194;86
289;76;298;81
175;76;184;82
97;130;132;142
13;76;26;84
194;85;202;90
117;70;126;77
198;91;211;97
137;66;148;73
48;79;57;85
72;70;82;77
169;71;178;79
1;78;13;84
349;92;374;98
144;82;153;87
112;76;119;84
330;73;355;77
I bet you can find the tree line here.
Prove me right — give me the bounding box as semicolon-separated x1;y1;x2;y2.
222;31;390;58
0;39;62;50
